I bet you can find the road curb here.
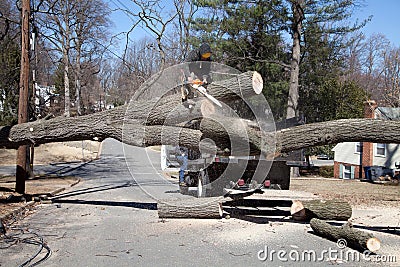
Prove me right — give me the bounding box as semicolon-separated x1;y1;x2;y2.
48;177;81;196
0;201;36;223
47;177;81;197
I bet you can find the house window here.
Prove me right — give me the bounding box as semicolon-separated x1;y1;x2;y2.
376;144;386;156
340;164;355;179
343;166;352;179
355;142;362;153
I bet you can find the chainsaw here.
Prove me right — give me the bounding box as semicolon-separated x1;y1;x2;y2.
186;79;222;107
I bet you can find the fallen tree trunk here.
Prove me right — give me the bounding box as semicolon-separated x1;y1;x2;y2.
275;118;400;152
0;99;400;154
291;199;352;221
3;113;400;156
310;218;381;252
157;197;224;219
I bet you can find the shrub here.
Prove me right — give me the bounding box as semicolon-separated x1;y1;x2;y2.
319;165;334;178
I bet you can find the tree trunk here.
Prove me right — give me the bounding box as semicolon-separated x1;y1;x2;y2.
310;218;381;252
157;197;224;219
75;43;82;116
291;199;352;221
63;47;70;117
63;11;71;118
286;0;304;119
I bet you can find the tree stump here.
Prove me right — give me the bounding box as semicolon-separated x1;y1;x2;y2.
291;199;352;221
310;218;381;252
157;197;223;219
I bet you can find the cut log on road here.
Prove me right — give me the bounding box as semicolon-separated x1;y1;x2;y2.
310;218;381;252
291;199;352;221
157;197;224;219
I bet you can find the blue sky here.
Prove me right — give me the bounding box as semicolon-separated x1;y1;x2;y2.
108;0;400;49
354;0;399;46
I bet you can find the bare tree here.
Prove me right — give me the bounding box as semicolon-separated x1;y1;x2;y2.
343;32;400;105
72;0;110;115
0;0;19;41
165;0;198;64
358;33;390;97
134;0;179;69
111;0;195;69
381;46;400;107
36;0;111;117
105;38;162;104
38;0;78;117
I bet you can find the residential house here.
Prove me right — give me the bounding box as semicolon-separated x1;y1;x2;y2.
332;100;400;179
34;84;59;114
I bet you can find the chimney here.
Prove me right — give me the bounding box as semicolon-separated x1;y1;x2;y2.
364;100;377;119
362;100;377;176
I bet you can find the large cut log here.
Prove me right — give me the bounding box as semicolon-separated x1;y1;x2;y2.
206;71;263;100
310;218;381;252
291;199;352;221
144;70;263;126
157;197;224;219
134;70;263;103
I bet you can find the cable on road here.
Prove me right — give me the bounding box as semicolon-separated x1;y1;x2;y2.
0;226;52;267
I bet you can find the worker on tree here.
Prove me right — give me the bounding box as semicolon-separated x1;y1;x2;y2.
181;43;213;105
177;44;212;187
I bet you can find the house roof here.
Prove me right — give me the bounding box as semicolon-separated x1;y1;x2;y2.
376;107;400;120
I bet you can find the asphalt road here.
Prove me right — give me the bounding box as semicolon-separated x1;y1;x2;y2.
0;139;398;266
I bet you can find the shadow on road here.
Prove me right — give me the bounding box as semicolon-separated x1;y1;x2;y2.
45;160;94;175
52;199;157;210
50;182;137;200
49;181;158;210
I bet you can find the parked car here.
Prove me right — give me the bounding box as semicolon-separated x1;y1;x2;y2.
316;154;331;160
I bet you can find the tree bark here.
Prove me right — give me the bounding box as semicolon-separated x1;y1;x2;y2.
291;199;352;221
310;218;381;252
157;197;224;219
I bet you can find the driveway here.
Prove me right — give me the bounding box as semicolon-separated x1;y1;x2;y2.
0;139;398;266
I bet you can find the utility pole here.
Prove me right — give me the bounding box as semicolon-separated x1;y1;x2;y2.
16;0;31;194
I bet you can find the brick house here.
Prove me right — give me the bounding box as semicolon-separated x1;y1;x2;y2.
332;100;400;179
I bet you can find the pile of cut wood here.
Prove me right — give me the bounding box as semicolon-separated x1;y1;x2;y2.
157;196;381;253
